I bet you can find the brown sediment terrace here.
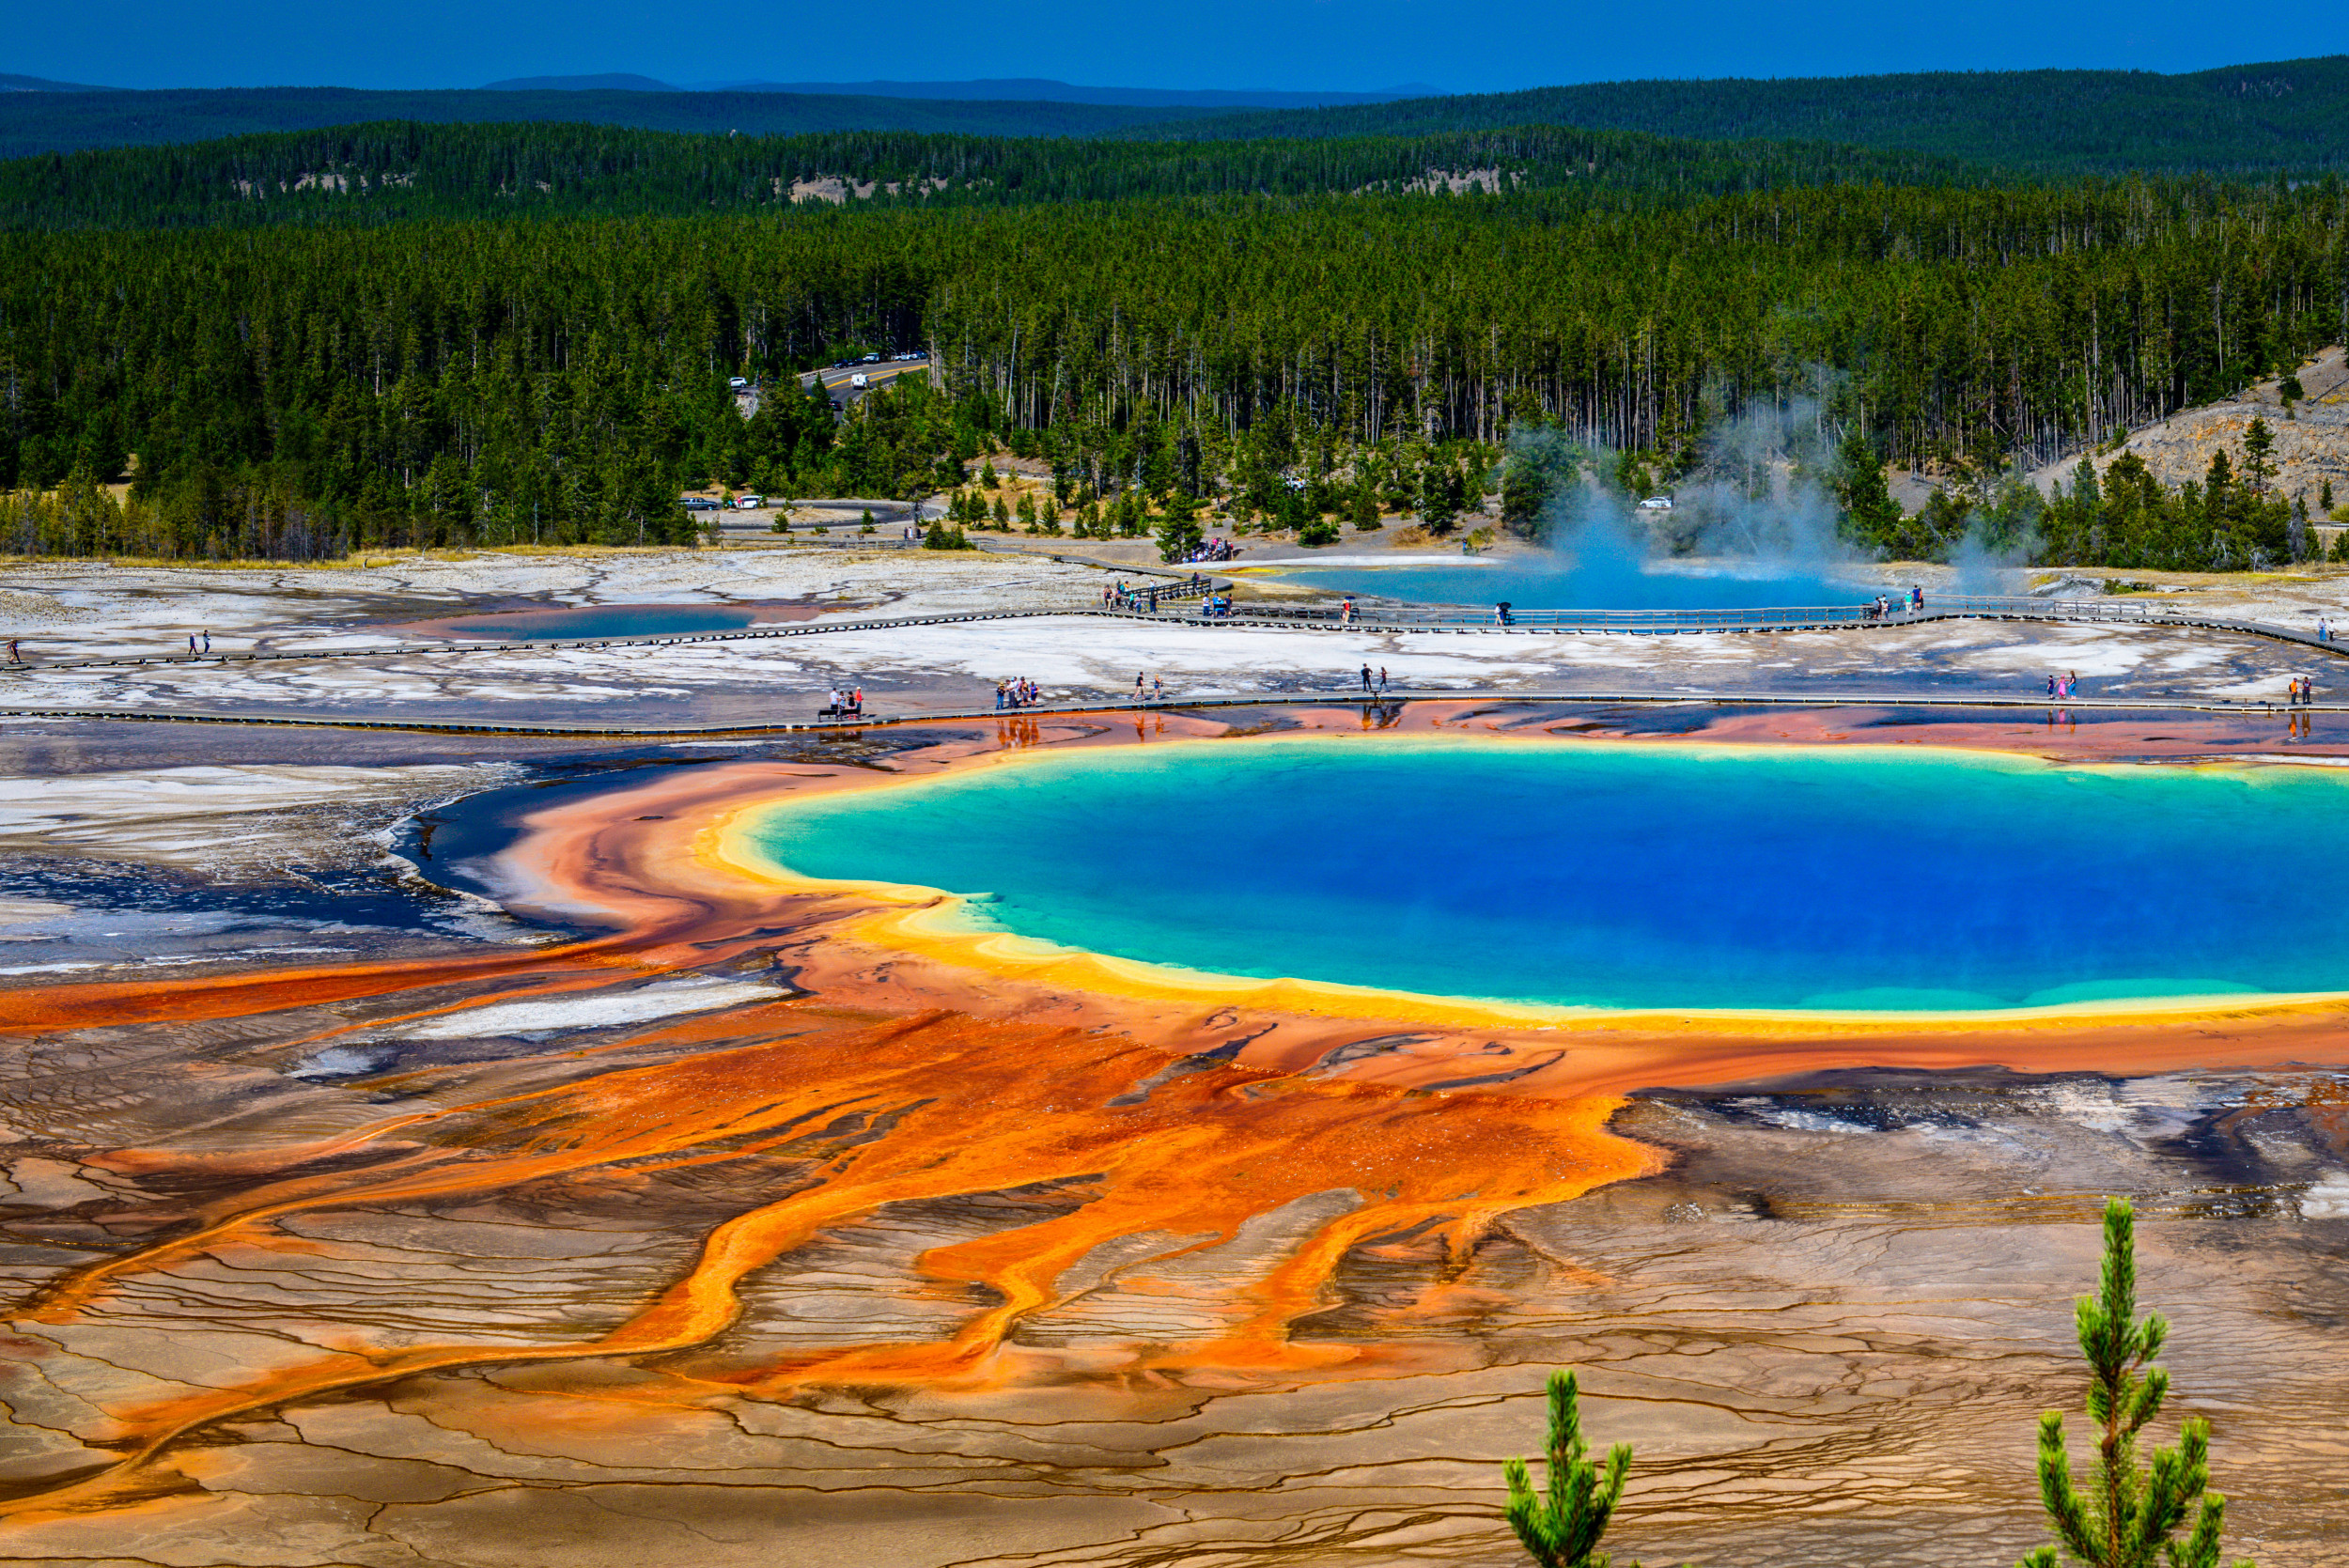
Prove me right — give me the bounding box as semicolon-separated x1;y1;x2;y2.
1;700;2345;1560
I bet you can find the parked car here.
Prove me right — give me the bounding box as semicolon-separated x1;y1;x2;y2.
1638;495;1674;511
728;377;748;391
679;496;718;510
737;495;764;509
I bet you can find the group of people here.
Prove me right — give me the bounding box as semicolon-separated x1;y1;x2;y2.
819;687;864;717
184;631;212;654
1104;582;1163;613
1358;663;1392;693
995;678;1045;709
1178;538;1238;564
2045;671;2082;699
1863;587;1926;621
2287;675;2320;706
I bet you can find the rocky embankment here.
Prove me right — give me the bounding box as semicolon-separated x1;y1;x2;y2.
2028;343;2349;515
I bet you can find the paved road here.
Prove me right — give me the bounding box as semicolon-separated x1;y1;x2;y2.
797;357;931;408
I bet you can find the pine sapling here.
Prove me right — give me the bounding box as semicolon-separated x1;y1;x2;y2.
1503;1369;1641;1568
2017;1198;2253;1568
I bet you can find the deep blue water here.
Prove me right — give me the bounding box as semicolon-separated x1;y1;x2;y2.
748;738;2349;1012
428;603;785;640
1267;558;1875;610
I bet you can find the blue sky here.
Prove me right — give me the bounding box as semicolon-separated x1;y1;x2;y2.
8;0;2342;91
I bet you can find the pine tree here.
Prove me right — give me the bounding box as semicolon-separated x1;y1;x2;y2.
1502;1370;1643;1568
2017;1198;2253;1568
1834;426;1905;548
2242;419;2277;494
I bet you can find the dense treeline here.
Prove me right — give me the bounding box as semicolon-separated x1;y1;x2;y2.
1137;56;2349;177
1;178;2343;560
8;58;2348;178
0;120;1993;232
0;86;1209;162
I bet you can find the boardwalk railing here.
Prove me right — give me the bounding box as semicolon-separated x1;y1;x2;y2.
3;590;2337;679
1189;593;2247;632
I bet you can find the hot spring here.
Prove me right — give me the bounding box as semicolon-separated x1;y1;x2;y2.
412;602;817;640
1258;557;1874;609
744;737;2349;1013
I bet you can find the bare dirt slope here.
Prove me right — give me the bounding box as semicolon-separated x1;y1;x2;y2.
2028;345;2349;513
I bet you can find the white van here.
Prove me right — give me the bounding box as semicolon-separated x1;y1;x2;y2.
737;495;764;509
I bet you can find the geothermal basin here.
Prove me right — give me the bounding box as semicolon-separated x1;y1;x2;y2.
741;735;2349;1014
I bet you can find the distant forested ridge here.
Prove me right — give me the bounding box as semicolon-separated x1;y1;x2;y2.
1125;56;2349;177
0;87;1218;162
4;57;2348;177
0;120;1993;231
2;179;2341;561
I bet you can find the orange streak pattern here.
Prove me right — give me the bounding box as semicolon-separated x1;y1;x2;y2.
9;706;2349;1524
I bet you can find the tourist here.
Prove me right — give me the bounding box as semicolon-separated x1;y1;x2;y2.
2067;671;2080;700
1377;666;1389;694
1910;586;1923;613
1152;675;1164;700
5;639;18;663
1134;673;1145;699
1361;663;1372;692
201;630;210;652
852;687;863;714
187;634;197;655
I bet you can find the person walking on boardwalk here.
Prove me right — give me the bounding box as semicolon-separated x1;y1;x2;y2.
201;630;210;653
1377;666;1389;694
1361;663;1372;692
5;640;17;664
1152;674;1164;700
1134;672;1145;699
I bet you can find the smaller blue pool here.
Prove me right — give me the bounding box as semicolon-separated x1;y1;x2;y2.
412;602;819;641
1264;559;1876;610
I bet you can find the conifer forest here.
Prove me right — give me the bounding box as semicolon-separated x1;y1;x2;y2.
1;112;2345;566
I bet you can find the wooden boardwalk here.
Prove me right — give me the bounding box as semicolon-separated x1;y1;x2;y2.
0;593;2339;737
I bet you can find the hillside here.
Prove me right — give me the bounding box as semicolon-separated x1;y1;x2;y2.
1122;56;2349;176
3;57;2345;173
0;119;1997;231
2028;347;2349;516
0;87;1221;160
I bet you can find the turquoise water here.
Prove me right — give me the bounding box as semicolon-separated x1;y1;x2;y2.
1268;560;1868;609
748;739;2349;1012
429;604;785;640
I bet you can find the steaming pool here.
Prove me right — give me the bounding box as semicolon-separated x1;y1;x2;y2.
1252;557;1880;609
749;737;2349;1013
410;602;818;640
